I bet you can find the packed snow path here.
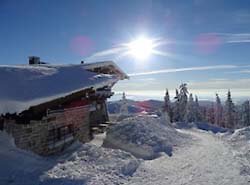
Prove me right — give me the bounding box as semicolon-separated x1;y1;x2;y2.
127;129;250;185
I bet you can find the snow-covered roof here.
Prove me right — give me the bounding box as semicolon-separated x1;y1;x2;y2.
83;61;129;80
0;62;126;114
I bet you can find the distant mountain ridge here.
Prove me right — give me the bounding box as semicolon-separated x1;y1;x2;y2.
108;99;214;114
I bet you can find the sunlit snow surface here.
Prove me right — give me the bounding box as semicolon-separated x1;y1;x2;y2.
0;131;140;185
0;64;118;114
1;118;250;184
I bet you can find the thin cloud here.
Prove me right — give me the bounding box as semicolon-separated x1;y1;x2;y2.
85;47;126;61
189;78;250;90
212;33;250;43
128;65;238;77
85;37;169;61
227;69;250;74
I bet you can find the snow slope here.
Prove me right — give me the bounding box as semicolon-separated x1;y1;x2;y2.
0;131;140;185
42;143;140;185
126;129;250;185
227;127;250;176
0;64;118;114
103;115;189;159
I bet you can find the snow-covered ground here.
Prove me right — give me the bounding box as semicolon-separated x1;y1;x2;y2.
1;120;250;185
126;129;250;185
0;131;140;185
227;127;250;176
42;143;140;185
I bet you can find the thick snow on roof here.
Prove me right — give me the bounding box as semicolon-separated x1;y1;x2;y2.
84;61;129;80
0;64;119;114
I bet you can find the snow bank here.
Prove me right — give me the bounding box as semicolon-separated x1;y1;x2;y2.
0;131;140;185
0;131;50;185
230;127;250;142
227;127;250;176
41;143;140;185
103;115;189;160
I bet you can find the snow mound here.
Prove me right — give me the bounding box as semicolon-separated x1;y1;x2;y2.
41;143;140;185
0;131;140;185
230;127;250;142
0;131;51;185
228;127;250;175
103;115;189;160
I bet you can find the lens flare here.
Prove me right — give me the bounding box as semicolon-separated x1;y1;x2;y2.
127;37;154;60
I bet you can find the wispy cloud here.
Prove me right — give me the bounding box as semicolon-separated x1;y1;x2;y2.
85;37;169;61
128;65;238;77
227;69;250;74
210;33;250;43
189;78;250;90
85;47;127;61
240;70;250;73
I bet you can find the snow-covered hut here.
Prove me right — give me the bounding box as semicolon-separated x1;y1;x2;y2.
0;58;128;155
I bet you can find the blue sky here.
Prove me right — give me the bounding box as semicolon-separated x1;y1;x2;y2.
1;0;250;101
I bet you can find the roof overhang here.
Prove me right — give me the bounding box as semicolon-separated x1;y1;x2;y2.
83;61;129;80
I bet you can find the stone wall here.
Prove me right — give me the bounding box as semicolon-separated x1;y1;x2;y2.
4;119;48;154
3;105;91;155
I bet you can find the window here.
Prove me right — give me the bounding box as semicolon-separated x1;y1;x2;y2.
48;124;75;148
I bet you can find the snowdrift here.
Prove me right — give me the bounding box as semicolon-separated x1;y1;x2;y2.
42;143;140;185
229;127;250;153
103;115;189;160
0;131;140;185
230;127;250;142
228;127;250;175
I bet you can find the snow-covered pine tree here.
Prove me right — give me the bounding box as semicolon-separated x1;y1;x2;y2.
179;83;188;121
163;89;172;122
185;93;196;122
205;105;215;124
163;89;171;112
214;93;223;127
173;89;181;122
224;90;236;128
241;100;250;127
194;95;202;122
120;92;128;115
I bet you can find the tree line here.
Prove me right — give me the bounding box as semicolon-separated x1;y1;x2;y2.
163;83;250;129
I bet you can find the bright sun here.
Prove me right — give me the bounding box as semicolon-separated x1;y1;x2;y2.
127;37;154;60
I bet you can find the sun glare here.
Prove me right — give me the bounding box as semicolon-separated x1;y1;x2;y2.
127;37;154;60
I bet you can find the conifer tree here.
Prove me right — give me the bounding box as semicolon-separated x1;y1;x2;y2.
185;93;196;122
173;89;180;122
194;95;202;122
120;92;128;115
224;90;236;128
179;83;188;121
241;100;250;127
163;89;173;122
163;89;171;112
214;93;223;126
205;105;215;124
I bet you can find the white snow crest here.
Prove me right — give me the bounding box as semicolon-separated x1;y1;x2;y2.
103;115;189;160
42;144;140;185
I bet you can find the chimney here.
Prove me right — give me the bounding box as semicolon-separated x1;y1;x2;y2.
29;56;40;65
